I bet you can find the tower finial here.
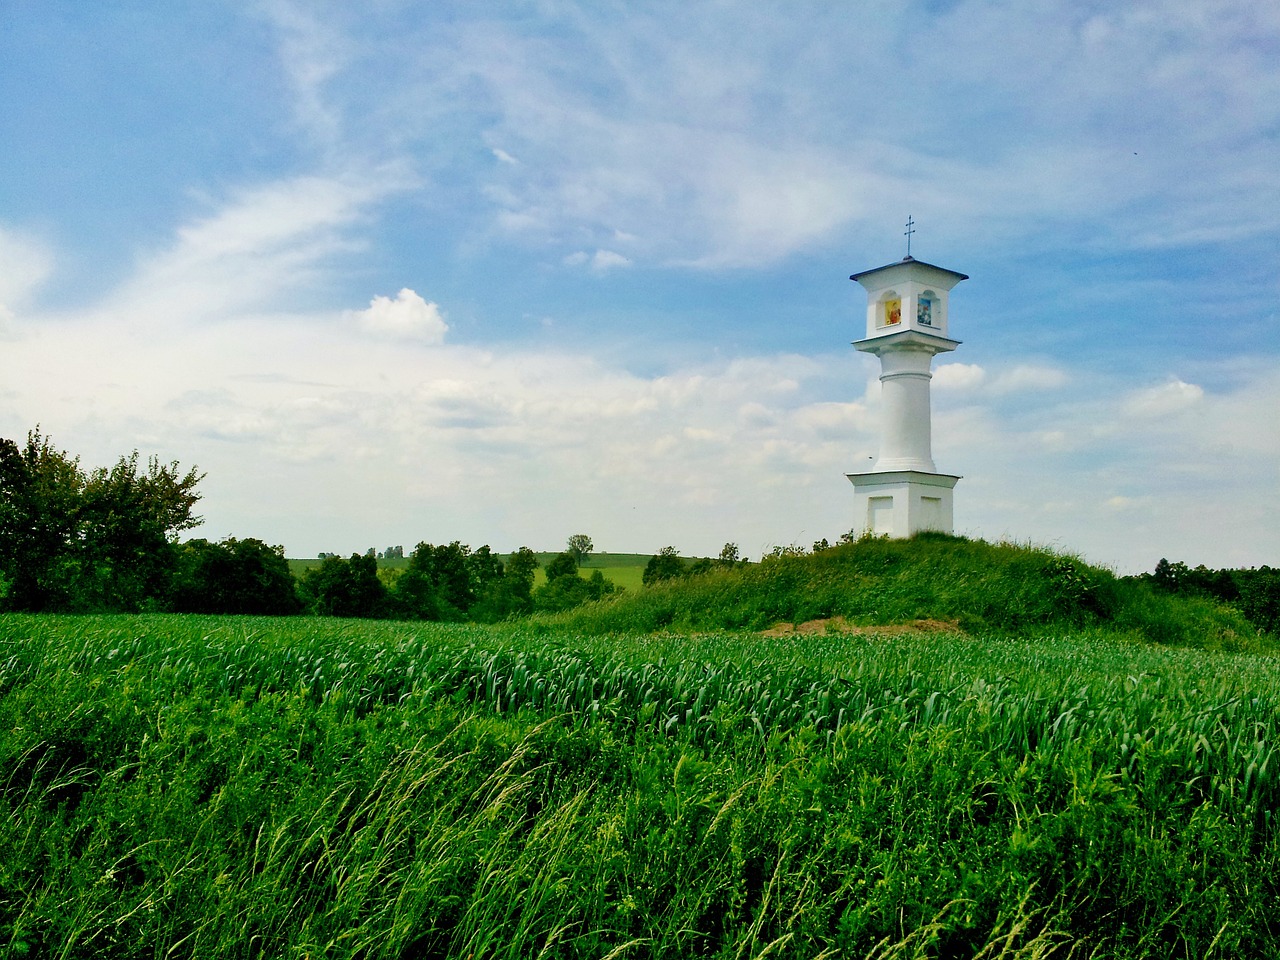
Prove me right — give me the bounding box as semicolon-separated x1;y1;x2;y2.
903;215;915;259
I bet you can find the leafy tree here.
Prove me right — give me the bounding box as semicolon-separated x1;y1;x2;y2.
172;538;300;615
544;551;580;583
0;431;82;611
1145;558;1279;634
1238;567;1280;634
1151;558;1189;593
472;547;539;622
397;542;472;618
76;452;203;610
567;534;593;565
0;429;202;612
718;543;741;567
686;557;713;576
466;545;505;597
300;554;387;618
391;541;508;621
642;546;686;586
388;563;443;621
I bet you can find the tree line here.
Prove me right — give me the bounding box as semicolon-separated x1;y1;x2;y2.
1138;558;1279;634
8;430;1274;628
295;542;613;622
0;431;627;620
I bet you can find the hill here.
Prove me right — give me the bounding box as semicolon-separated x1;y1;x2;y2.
543;533;1265;650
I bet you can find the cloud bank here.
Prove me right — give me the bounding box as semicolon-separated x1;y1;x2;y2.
1;0;1276;575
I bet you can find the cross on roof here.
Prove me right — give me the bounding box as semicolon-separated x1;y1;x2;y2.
904;215;915;259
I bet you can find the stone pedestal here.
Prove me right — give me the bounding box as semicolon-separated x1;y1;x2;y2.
846;470;959;538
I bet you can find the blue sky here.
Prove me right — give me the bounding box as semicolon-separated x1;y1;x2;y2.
1;0;1277;572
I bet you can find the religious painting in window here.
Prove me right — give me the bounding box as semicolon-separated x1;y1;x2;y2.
917;296;933;326
883;298;902;326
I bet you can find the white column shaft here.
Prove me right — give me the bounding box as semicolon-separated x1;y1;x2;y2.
875;349;935;472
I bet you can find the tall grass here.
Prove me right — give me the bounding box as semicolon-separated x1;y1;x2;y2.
4;613;1280;957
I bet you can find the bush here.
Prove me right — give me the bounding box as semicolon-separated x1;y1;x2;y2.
533;553;618;613
642;546;685;586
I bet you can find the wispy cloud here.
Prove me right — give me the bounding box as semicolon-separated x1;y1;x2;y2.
934;362;1070;395
427;1;1279;264
256;0;351;152
100;172;409;326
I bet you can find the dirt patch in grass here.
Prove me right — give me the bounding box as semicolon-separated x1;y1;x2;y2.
760;616;964;637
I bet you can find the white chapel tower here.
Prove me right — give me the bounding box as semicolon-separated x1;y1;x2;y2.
846;227;968;537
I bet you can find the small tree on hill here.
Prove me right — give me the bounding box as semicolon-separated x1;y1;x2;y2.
533;556;617;613
567;534;593;566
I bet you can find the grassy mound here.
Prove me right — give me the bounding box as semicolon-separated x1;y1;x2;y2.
545;534;1260;648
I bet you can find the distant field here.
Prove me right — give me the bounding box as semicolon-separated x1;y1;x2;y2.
553;552;652;591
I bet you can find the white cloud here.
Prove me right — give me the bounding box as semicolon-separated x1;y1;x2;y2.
346;288;448;343
933;363;986;391
5;260;1278;572
88;171;413;331
3;1;1277;575
564;249;631;271
1123;379;1205;417
410;0;1279;265
258;0;350;149
1104;495;1148;511
934;362;1069;395
590;249;630;271
990;365;1071;394
0;225;53;332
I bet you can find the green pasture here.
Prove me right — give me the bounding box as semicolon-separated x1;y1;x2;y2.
549;552;650;591
4;608;1280;958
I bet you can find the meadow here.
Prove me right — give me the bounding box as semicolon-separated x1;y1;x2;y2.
3;538;1278;958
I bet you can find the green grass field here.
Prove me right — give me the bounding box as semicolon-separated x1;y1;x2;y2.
3;538;1278;957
